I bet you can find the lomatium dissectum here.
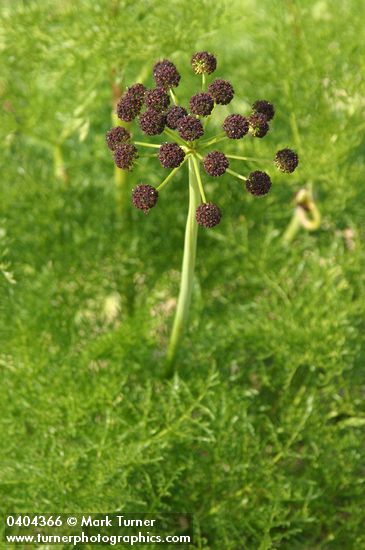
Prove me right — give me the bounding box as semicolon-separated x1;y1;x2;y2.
105;52;299;371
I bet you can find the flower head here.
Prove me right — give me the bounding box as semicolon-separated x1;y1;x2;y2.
106;126;131;151
113;143;138;170
189;92;214;116
275;148;299;173
158;143;185;168
153;59;181;89
116;84;146;122
177;115;204;141
145;88;170;112
108;52;297;232
208;79;234;105
140;109;166;135
203;151;229;177
191;51;217;75
166;105;188;129
127;83;146;103
222;114;249;139
252;99;275;121
132;184;158;213
196;203;222;228
116;95;141;122
246;171;272;196
248;113;269;138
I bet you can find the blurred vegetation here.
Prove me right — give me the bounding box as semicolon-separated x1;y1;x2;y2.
1;0;365;548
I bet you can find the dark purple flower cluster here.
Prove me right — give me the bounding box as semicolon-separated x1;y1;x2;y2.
158;143;185;168
191;51;217;75
248;113;269;138
196;203;222;228
140;110;166;135
203;151;229;177
246;171;272;196
145;88;170;112
153;59;181;89
243;99;275;139
132;184;158;213
166;106;188;129
252;100;275;121
114;143;138;170
275;148;299;173
208;79;234;105
106;126;131;151
177;115;204;141
117;83;146;122
223;114;249;139
189;92;214;116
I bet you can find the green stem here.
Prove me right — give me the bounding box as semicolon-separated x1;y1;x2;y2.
134;141;160;148
166;156;200;370
225;154;271;162
164;128;188;147
200;135;227;148
169;88;178;106
157;156;189;191
226;168;247;181
202;73;206;91
200;131;225;143
192;155;207;202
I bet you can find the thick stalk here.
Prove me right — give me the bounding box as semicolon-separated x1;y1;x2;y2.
166;156;200;369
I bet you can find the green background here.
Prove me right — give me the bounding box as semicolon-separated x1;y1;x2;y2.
1;0;364;548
